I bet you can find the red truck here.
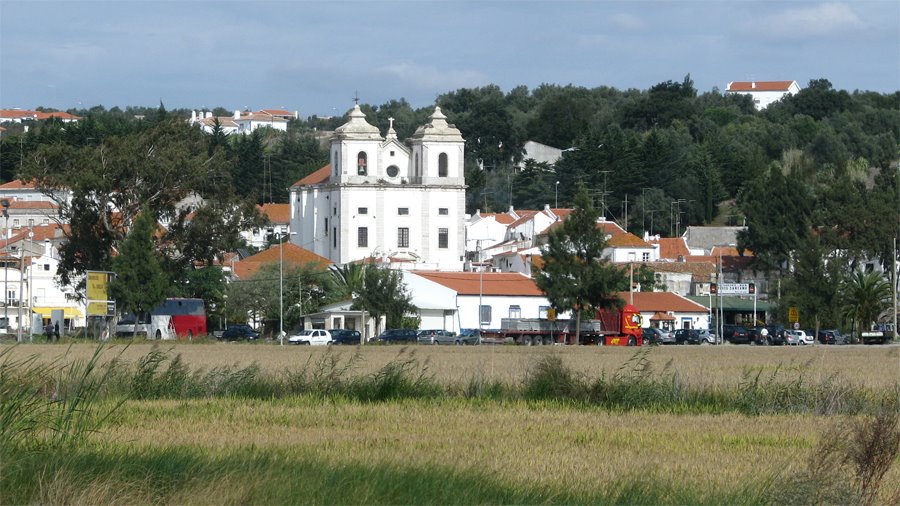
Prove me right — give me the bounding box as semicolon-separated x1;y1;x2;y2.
482;304;644;346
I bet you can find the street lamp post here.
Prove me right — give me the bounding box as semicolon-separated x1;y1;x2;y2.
278;230;296;346
1;199;9;331
555;181;560;208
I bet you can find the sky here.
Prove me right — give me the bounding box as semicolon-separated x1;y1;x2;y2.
1;1;898;117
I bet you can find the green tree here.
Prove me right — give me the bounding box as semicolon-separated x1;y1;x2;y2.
781;235;845;339
109;210;169;317
535;185;627;344
353;265;416;334
840;269;892;342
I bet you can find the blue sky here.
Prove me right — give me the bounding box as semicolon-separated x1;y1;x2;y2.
2;1;897;117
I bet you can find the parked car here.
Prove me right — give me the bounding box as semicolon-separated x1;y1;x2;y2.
784;330;802;345
651;328;676;345
748;326;768;345
377;328;418;344
330;329;362;345
697;329;716;344
220;324;260;341
457;328;482;345
766;325;787;345
417;329;460;345
817;329;847;345
723;324;750;344
642;327;663;345
675;329;700;345
287;329;332;345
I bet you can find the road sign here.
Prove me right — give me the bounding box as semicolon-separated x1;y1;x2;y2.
788;306;799;323
719;283;752;295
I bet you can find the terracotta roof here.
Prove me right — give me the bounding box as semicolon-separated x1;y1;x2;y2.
231;243;332;279
641;261;715;278
550;208;573;220
481;212;516;225
726;81;795;92
507;210;539;228
260;109;294;117
649;311;675;321
607;232;652;248
0;109;37;119
259;203;290;224
198;116;238;128
652;237;690;260
0;223;67;253
34;111;80;121
236;112;288;123
414;271;544;296
8;200;57;210
0;179;37;190
710;245;750;257
291;165;331;188
621;291;708;313
541;218;626;237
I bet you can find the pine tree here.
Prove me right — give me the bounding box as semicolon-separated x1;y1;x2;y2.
535;185;627;344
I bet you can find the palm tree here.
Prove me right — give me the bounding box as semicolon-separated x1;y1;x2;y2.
840;270;892;342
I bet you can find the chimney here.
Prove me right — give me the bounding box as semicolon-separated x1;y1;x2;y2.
294;110;299;120
234;110;240;120
44;239;52;257
191;110;197;121
205;111;212;119
751;82;756;89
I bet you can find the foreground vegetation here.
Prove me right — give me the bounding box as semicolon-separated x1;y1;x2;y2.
2;343;898;504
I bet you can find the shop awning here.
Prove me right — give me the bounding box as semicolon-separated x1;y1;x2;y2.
649;311;675;321
32;306;83;319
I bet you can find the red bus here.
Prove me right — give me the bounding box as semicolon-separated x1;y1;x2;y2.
117;298;207;340
150;298;207;339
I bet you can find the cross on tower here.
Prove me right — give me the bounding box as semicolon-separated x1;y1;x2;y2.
353;91;360;105
388;117;394;129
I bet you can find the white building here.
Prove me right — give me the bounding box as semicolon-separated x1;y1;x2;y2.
725;80;801;110
290;105;466;270
516;140;563;169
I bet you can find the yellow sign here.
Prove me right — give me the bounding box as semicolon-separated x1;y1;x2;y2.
547;308;557;321
86;271;112;317
87;272;108;301
788;306;799;323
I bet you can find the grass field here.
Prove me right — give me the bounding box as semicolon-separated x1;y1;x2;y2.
3;341;898;504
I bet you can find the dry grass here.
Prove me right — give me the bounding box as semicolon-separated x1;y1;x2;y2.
6;342;899;389
98;396;826;497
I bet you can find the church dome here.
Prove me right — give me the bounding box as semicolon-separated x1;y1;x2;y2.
334;105;383;140
410;106;464;142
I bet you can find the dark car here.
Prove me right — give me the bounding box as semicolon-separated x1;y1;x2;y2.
723;324;750;344
675;328;699;345
817;329;847;345
330;329;362;345
748;326;768;345
642;327;662;345
220;324;260;341
766;325;787;345
377;328;418;344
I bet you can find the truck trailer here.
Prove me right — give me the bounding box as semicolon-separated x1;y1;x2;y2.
481;304;644;346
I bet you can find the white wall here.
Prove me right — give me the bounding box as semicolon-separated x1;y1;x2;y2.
456;294;550;329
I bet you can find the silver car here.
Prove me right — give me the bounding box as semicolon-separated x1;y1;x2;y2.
416;329;460;345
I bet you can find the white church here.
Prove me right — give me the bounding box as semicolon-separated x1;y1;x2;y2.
289;105;466;270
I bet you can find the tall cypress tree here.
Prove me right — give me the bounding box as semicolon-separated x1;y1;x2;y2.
110;210;170;317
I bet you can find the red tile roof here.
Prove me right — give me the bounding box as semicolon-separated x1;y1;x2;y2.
726;81;795;92
414;271;544;296
507;210;539;228
291;165;331;187
34;111;80;121
0;179;37;190
607;232;652;248
620;291;708;313
652;237;690;260
8;200;57;210
259;203;290;224
231;243;331;279
260;109;294;117
481;212;516;225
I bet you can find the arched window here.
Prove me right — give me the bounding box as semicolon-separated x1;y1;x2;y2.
438;153;448;177
357;151;367;176
334;150;340;174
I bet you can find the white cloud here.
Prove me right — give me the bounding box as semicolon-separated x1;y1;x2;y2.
41;42;108;63
376;62;489;90
745;2;864;38
611;13;645;30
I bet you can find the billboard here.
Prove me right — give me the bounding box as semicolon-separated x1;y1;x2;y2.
86;271;115;317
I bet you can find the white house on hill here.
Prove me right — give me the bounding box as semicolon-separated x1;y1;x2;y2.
289;105;466;271
725;80;800;110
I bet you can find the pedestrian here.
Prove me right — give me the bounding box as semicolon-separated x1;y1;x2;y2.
54;321;60;342
44;322;53;342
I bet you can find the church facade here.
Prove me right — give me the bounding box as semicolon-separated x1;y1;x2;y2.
289;105;466;270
